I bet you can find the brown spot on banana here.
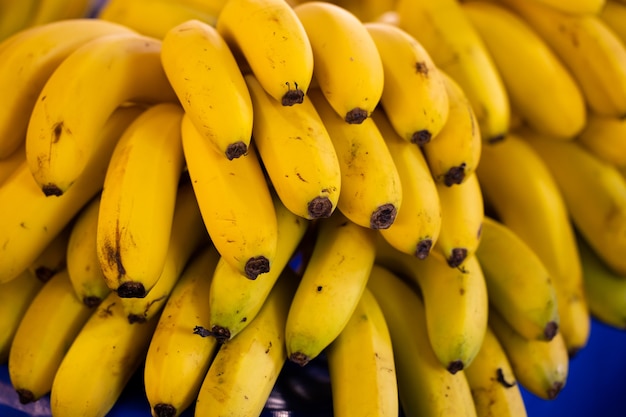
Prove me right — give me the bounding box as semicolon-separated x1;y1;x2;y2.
411;129;432;146
244;256;270;279
153;403;177;417
225;141;248;160
370;203;397;230
282;82;305;106
308;196;333;219
345;107;368;124
496;368;516;388
415;238;433;260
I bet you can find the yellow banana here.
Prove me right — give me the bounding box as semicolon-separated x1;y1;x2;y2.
363;21;449;145
421;71;482;186
177;0;228;17
25;32;178;196
326;287;399;417
143;245;220;417
96;103;185;298
27;224;70;282
367;264;478;417
245;73;342;220
181;113;278;279
293;1;384;124
462;0;587;140
395;0;510;143
50;291;160;417
216;0;313;106
600;0;626;45
0;0;40;42
476;216;560;341
161;19;253;160
308;0;397;23
576;112;626;167
525;0;605;15
0;143;25;186
285;210;378;366
26;0;91;26
8;268;93;404
0;105;145;284
308;87;402;230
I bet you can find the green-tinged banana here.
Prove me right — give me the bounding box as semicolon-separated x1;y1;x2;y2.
293;1;384;124
181;113;278;279
497;0;626;118
144;245;220;417
308;87;402;230
489;308;569;400
421;71;482;186
0;143;25;186
0;0;40;42
526;0;605;15
26;0;91;26
207;194;309;342
161;19;253;160
120;181;210;324
395;0;510;143
465;325;528;417
364;21;449;145
0;18;136;159
50;291;160;417
0;105;145;284
285;211;378;366
0;270;43;364
216;0;313;106
576;113;626;167
245;73;342;220
27;224;70;282
476;132;590;355
373;109;442;260
367;264;478;417
96;103;185;298
462;0;587;140
326;286;399;417
476;216;560;341
8;269;93;404
194;267;300;417
25;32;178;196
600;1;626;45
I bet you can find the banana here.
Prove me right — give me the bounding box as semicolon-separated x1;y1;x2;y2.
161;19;253;160
366;264;478;417
0;269;43;364
293;1;384;124
475;132;590;355
8;268;93;404
96;103;185;298
194;267;300;417
475;216;560;341
363;21;449;145
308;87;402;230
25;32;178;196
462;0;587;140
421;71;482;186
27;224;70;282
576;112;626;167
496;0;626;118
0;18;136;159
525;0;605;15
215;0;314;106
244;73;342;220
373;108;442;260
26;0;91;26
325;287;399;417
464;325;528;417
303;0;398;23
0;0;40;42
488;308;569;400
207;194;309;342
395;0;510;143
600;0;626;45
0;143;25;186
0;105;145;284
50;291;160;417
285;210;378;366
143;245;221;417
181;113;278;279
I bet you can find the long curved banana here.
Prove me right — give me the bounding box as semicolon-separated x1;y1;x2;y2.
373;109;442;260
161;19;253;160
576;113;626;167
8;268;93;404
326;287;399;417
181;113;278;279
0;105;145;284
285;211;378;366
25;32;178;196
50;291;160;417
0;143;25;186
395;0;510;143
0;18;136;159
600;0;626;45
215;0;313;106
476;216;560;341
27;224;70;282
308;87;402;230
462;0;587;140
143;245;220;417
245;73;342;220
364;21;449;145
367;264;478;417
96;103;185;298
293;1;384;124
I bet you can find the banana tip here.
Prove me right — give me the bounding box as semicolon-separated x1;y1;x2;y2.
153;403;177;417
16;388;36;404
289;351;311;367
370;204;397;230
447;360;464;374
